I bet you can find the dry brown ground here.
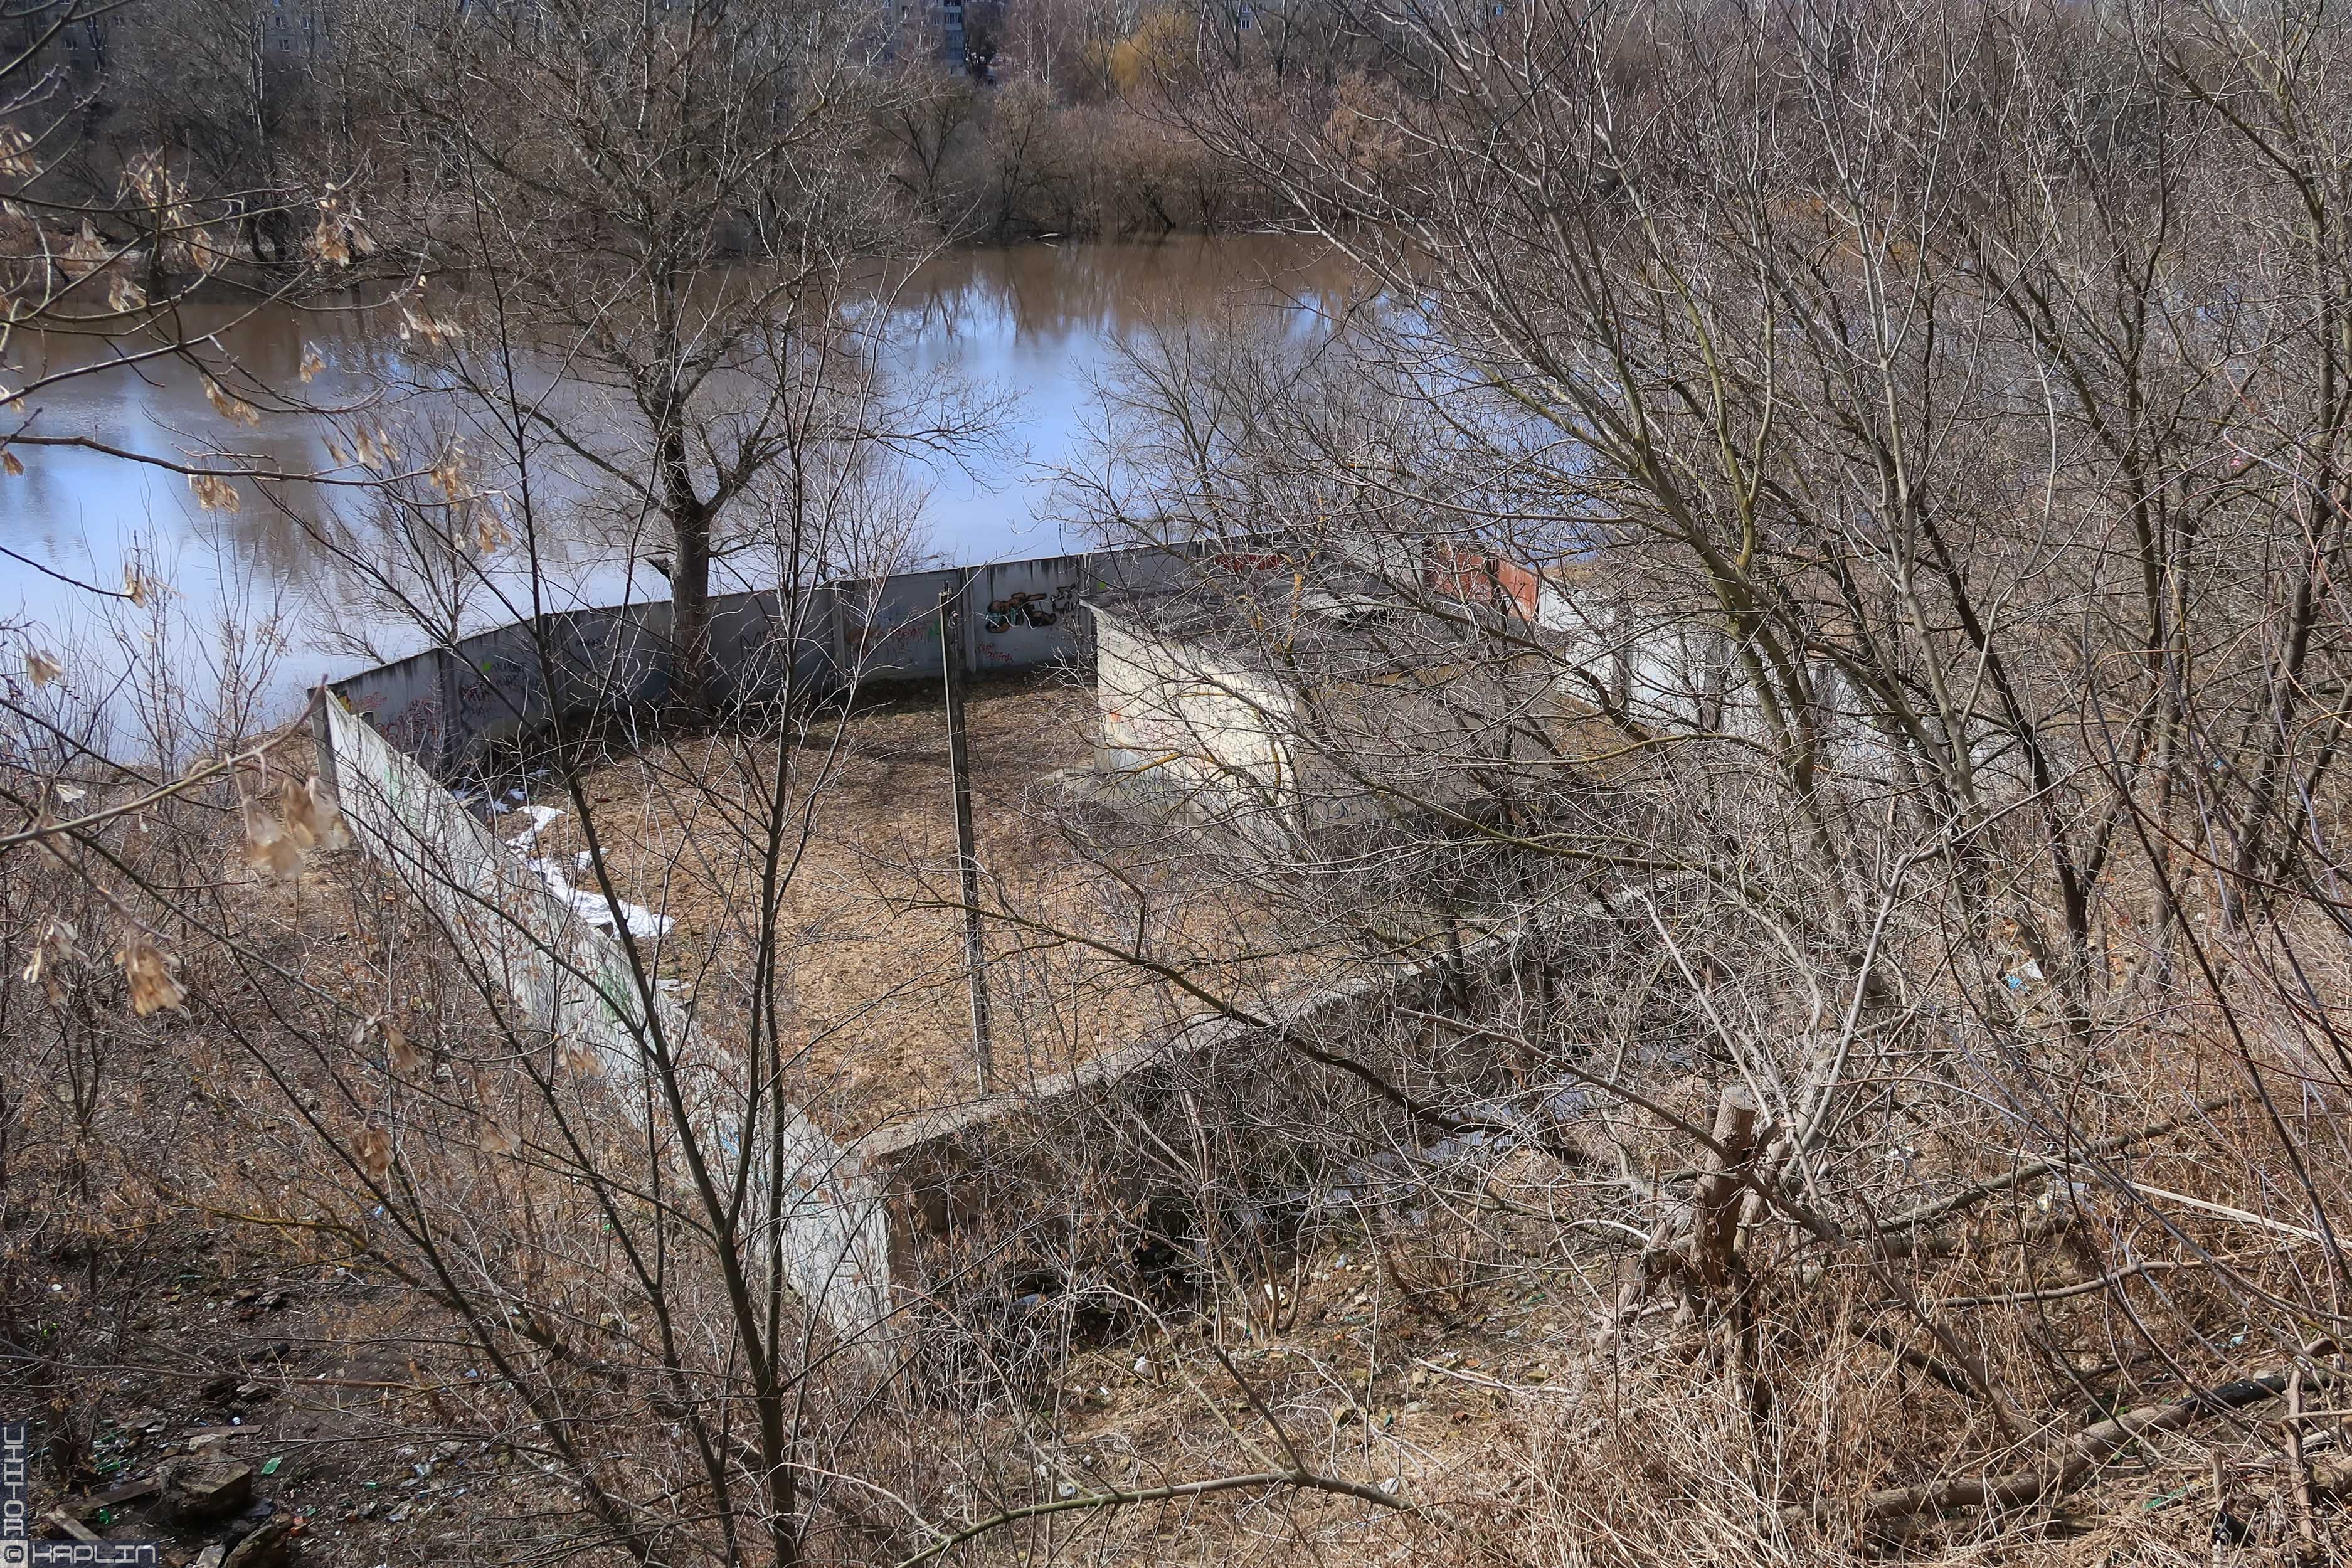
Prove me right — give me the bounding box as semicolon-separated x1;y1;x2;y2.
509;677;1303;1140
12;813;2337;1568
24;701;2322;1568
968;1219;2342;1568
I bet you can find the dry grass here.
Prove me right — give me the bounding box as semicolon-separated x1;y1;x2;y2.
510;677;1300;1138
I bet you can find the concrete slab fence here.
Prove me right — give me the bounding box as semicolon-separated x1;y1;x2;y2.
329;544;1204;782
311;538;1537;1347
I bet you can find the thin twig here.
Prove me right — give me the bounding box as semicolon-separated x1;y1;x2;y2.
893;1468;1409;1568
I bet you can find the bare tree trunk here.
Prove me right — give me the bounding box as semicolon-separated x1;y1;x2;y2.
669;512;712;716
660;417;714;717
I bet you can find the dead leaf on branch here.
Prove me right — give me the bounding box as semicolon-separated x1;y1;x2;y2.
396;283;462;347
282;773;347;852
62;222;109;278
189;474;239;511
387;1022;423;1075
427;440;469;502
117;931;187;1015
204;380;262;427
351;428;400;468
305;186;374;267
21;918;78;999
354;1124;393;1181
241;816;303;879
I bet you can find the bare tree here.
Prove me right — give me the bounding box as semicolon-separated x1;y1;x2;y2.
969;0;2352;1549
1;0;369;491
346;0;994;714
873;64;983;232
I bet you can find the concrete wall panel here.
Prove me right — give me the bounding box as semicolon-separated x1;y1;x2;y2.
316;693;894;1343
332;541;1218;781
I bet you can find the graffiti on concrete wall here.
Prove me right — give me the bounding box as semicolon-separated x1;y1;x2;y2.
981;582;1075;632
363;691;446;773
980;581;1081;633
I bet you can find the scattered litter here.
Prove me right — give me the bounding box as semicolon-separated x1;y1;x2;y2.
2037;1180;2095;1212
260;1457;281;1476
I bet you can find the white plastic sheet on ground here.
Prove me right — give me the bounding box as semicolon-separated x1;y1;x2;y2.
506;804;674;938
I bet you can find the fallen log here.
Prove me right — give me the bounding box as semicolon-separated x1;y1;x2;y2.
1794;1364;2334;1526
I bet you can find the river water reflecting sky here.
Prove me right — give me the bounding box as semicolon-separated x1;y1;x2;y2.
1;235;1355;726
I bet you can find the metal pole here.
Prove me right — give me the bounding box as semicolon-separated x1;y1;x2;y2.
938;588;993;1091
